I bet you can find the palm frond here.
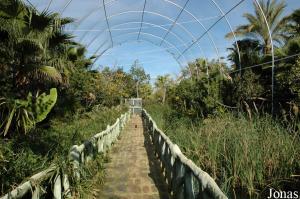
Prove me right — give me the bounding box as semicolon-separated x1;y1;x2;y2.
36;66;63;83
25;10;52;32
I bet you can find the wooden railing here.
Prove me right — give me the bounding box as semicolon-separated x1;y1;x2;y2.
142;109;228;199
1;111;131;199
69;111;130;180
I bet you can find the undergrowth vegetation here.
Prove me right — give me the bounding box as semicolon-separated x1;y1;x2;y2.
145;104;300;198
0;105;126;196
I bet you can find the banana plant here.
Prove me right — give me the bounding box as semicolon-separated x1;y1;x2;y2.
0;88;57;136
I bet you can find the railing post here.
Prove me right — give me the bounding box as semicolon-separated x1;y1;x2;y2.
69;145;81;180
142;109;228;199
53;174;62;199
63;174;71;198
184;168;196;199
172;159;185;199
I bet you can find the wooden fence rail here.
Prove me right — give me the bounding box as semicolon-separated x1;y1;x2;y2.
1;111;131;199
142;109;228;199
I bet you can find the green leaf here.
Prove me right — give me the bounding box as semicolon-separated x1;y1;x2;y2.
3;105;15;136
34;88;57;123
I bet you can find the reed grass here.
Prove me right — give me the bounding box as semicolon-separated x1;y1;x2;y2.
146;104;300;198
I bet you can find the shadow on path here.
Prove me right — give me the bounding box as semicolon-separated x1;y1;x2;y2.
143;122;170;199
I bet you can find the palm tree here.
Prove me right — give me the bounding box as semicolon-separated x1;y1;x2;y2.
226;0;288;54
0;0;84;136
0;0;76;95
227;39;263;72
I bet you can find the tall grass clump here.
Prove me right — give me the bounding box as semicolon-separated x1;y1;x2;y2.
0;105;126;196
145;104;300;198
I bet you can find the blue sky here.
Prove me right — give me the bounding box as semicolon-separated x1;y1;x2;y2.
30;0;300;80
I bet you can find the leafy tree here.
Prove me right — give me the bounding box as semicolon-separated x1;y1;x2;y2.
154;75;173;104
0;0;97;135
129;60;150;98
168;60;223;118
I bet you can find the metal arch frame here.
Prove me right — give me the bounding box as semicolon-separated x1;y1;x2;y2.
56;0;220;64
85;21;196;60
178;0;245;59
75;9;215;60
159;0;190;46
107;11;221;62
253;0;275;115
77;10;206;59
209;0;242;73
93;40;110;60
46;0;54;11
137;0;147;40
102;0;114;47
71;0;117;30
94;31;188;63
60;0;72;15
93;39;186;72
163;0;221;62
92;32;191;70
86;21;189;50
65;0;220;65
55;0;240;78
85;10;211;62
112;29;209;76
108;21;207;58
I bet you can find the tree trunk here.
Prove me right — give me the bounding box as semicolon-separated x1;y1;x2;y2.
136;81;139;98
162;87;166;104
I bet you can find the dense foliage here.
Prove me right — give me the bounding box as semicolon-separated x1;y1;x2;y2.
0;0;151;196
147;1;300;197
1;0;300;198
146;104;300;198
151;2;300;126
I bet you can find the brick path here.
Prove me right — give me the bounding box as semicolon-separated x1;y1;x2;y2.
97;115;170;199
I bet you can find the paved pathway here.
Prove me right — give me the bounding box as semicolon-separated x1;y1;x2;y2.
97;115;169;199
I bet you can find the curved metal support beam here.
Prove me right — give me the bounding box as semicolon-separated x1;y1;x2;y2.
82;10;207;62
60;0;72;15
107;11;195;39
160;0;190;46
95;32;185;61
71;0;118;35
253;0;275;115
45;0;53;11
93;39;186;71
92;31;190;69
163;0;221;62
72;0;220;63
56;0;227;75
102;0;114;47
178;0;245;59
209;0;242;73
86;21;189;50
67;0;221;65
137;0;147;40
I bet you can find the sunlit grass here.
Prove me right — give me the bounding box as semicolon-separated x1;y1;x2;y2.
145;104;300;198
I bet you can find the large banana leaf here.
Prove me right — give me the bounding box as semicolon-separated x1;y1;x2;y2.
0;88;58;136
33;88;57;123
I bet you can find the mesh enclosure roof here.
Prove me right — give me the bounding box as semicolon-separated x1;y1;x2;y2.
24;0;297;73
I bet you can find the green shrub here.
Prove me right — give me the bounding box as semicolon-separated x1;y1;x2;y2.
0;105;126;196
